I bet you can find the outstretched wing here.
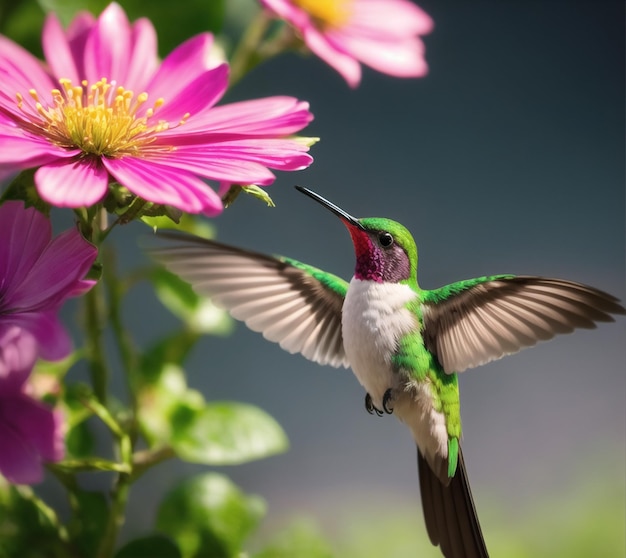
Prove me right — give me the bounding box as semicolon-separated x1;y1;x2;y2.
422;276;625;374
149;232;350;368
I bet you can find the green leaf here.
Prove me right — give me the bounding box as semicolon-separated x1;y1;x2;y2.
34;350;82;379
62;383;96;457
0;483;68;558
65;419;94;458
1;168;50;213
242;185;275;207
67;490;109;558
140;331;200;383
138;364;288;464
256;520;335;558
150;267;233;335
138;364;205;446
171;402;289;465
115;535;182;558
156;473;266;558
141;212;215;238
222;185;276;208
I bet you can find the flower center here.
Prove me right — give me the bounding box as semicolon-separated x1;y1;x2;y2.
14;78;185;158
293;0;352;28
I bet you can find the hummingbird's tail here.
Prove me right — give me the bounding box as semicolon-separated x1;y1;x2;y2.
417;446;489;558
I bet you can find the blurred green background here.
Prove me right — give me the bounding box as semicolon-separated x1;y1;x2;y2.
1;0;624;556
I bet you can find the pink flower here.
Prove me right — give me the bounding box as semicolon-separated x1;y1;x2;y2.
260;0;433;87
0;3;315;216
0;327;64;484
0;201;97;361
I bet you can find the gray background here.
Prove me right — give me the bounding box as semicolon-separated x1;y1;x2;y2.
57;0;624;552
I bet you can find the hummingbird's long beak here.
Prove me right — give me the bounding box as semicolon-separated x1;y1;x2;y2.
295;186;366;231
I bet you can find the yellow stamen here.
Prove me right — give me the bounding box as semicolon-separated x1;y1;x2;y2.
14;78;175;158
293;0;352;28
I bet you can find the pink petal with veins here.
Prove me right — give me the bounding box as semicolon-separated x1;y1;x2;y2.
35;159;109;207
150;64;229;124
42;13;81;85
174;97;313;135
104;157;224;215
83;2;132;85
147;34;221;106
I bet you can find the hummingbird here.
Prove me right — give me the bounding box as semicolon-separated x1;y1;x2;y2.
150;186;625;558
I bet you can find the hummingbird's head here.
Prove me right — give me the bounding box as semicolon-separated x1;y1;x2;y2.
296;186;417;284
350;217;417;284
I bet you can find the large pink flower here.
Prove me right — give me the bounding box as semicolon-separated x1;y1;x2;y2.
0;201;97;361
0;3;315;215
260;0;433;87
0;327;64;484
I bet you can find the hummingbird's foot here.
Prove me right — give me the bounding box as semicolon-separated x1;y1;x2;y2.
382;388;394;414
365;393;384;417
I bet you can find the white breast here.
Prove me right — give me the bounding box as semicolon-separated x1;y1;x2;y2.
342;279;450;467
342;279;418;409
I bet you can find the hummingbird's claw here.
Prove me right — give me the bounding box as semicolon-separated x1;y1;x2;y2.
365;393;384;416
382;389;394;414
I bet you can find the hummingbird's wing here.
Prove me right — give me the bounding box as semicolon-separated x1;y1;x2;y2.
422;276;625;374
418;446;488;558
149;233;350;368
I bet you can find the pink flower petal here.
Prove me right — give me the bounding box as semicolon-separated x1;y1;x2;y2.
103;157;223;215
0;130;77;169
42;13;81;85
150;64;229;124
0;417;43;484
0;396;64;484
83;3;132;85
0;36;56;105
124;18;158;92
0;201;97;362
0;327;37;393
7;397;64;462
128;144;283;186
260;0;432;86
302;27;362;88
64;11;96;79
350;0;433;35
9;227;96;311
0;202;52;296
261;0;309;27
335;33;429;77
8;312;73;362
66;11;96;42
68;279;97;298
35;158;109;207
147;34;221;106
166;139;313;173
174;97;313;135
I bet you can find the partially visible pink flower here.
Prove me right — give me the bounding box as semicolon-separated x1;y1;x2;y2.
0;327;64;484
260;0;433;87
0;201;97;361
0;3;315;215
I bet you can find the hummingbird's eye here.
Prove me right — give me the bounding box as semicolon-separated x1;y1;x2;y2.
378;232;394;248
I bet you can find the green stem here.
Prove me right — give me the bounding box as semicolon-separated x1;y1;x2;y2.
15;485;70;543
96;474;131;558
84;282;108;405
87;391;134;558
103;249;140;427
49;459;131;474
79;389;125;438
131;446;176;481
228;10;272;86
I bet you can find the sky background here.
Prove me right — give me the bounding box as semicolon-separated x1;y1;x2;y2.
41;0;625;554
